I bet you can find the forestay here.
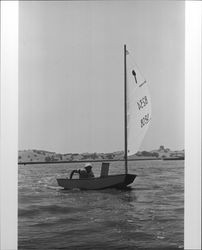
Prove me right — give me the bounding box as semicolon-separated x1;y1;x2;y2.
126;50;152;156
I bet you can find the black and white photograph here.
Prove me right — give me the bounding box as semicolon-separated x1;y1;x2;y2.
0;1;201;250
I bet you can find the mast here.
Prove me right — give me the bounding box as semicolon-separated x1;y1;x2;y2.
124;44;128;174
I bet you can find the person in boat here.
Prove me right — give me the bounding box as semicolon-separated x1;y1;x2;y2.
70;163;95;179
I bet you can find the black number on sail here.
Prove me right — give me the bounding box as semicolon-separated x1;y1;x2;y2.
141;113;150;128
137;96;148;110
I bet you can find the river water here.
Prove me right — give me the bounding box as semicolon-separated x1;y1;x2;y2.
18;160;184;249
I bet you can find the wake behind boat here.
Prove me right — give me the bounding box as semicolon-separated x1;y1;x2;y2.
57;45;151;190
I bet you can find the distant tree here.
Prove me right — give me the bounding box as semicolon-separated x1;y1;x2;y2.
82;155;90;160
51;155;56;161
91;153;98;160
151;152;159;158
45;156;51;162
159;145;165;151
141;151;151;157
106;154;113;159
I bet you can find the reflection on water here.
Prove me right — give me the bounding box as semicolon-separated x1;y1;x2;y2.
18;160;184;249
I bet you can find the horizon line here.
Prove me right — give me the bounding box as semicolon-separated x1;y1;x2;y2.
18;146;185;155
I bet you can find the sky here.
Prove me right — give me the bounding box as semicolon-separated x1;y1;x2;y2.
19;1;185;154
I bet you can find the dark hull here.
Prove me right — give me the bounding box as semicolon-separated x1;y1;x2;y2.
57;174;137;190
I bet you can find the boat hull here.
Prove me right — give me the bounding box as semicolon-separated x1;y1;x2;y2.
57;174;136;190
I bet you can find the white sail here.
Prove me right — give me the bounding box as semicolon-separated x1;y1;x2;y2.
126;50;151;156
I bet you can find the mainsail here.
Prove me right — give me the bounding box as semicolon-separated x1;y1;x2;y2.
126;50;152;156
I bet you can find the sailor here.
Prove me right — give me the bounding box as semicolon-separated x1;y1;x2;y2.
70;163;95;179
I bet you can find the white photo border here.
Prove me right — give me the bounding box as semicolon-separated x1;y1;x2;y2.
0;1;201;249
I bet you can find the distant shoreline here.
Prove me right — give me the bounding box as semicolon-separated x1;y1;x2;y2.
18;157;185;165
18;146;184;165
18;158;159;165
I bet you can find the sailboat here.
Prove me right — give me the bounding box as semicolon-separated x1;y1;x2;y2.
56;45;151;190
